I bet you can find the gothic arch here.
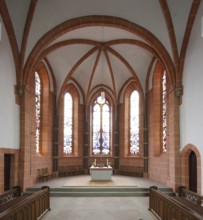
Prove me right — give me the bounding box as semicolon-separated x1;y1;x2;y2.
181;144;201;194
58;83;81;157
23;16;176;90
35;62;51;155
121;81;144;157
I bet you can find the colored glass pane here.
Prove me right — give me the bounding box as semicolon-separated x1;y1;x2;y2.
92;97;110;155
162;71;167;152
35;72;41;153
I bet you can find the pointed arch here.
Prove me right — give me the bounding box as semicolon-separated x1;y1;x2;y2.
58;83;80;157
35;62;50;155
23;16;176;89
120;80;144;157
89;89;114;156
181;144;201;194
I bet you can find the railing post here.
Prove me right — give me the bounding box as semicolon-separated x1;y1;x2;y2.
149;186;158;212
12;186;21;196
41;186;51;211
177;185;185;197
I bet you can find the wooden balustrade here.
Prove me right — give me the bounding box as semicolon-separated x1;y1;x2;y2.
0;186;50;220
149;186;202;220
178;186;203;206
0;186;21;205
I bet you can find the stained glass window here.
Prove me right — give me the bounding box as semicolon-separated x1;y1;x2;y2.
64;93;73;154
130;90;139;155
92;96;110;155
35;72;41;153
162;71;167;152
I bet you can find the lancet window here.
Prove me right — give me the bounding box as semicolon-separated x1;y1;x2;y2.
130;90;139;155
64;92;73;154
92;96;110;155
35;72;41;153
162;71;167;152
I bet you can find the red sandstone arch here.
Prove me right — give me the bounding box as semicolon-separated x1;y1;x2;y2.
181;144;201;194
23;16;176;90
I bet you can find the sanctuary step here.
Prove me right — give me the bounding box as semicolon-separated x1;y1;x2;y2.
23;186;175;197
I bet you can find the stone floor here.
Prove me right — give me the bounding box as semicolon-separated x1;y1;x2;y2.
38;175;163;220
32;174;167;188
44;196;157;220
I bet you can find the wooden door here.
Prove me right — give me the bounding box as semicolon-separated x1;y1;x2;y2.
4;154;11;191
189;151;197;192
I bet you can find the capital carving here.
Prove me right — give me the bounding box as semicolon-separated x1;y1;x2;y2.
17;85;24;97
175;86;183;97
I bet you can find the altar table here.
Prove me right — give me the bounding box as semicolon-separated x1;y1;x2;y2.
90;167;112;181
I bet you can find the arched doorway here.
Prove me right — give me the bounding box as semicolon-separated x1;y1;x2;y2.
189;151;197;192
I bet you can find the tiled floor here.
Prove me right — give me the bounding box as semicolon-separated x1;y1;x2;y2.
38;175;163;220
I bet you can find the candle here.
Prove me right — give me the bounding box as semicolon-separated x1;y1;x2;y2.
107;159;108;166
94;159;96;166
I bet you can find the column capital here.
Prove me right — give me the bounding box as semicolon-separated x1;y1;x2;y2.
17;85;24;97
175;86;183;97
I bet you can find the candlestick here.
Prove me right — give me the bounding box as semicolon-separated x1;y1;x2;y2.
107;158;108;166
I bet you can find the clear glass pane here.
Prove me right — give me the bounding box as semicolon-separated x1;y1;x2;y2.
102;103;110;154
64;93;73;154
130;90;139;155
92;98;110;155
93;103;101;154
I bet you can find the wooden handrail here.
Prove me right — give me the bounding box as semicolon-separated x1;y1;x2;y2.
178;186;203;206
0;186;50;220
149;186;201;220
0;186;21;205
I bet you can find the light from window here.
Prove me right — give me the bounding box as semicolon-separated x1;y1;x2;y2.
64;93;73;154
130;90;139;155
92;97;110;155
162;71;167;152
35;72;41;153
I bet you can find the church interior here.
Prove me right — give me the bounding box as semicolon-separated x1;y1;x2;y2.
0;0;203;219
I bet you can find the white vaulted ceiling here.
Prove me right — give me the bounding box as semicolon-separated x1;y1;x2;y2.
47;26;153;98
3;0;196;101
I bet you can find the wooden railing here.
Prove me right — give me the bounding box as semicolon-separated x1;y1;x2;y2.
178;186;203;206
0;186;50;220
0;186;21;205
149;186;202;220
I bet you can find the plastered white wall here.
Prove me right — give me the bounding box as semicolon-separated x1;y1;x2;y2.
180;2;203;192
0;17;20;149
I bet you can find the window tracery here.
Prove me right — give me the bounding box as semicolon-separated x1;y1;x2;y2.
92;96;110;155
